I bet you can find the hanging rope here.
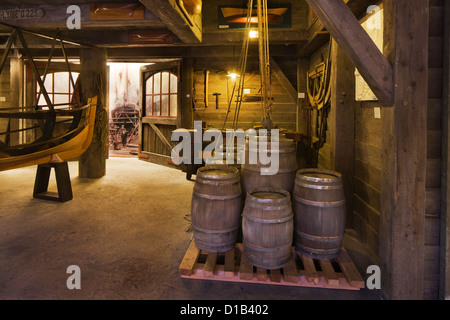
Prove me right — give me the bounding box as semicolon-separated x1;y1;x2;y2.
258;0;273;130
221;0;273;131
307;40;332;110
221;0;253;131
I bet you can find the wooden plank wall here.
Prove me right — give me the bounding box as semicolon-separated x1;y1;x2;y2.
440;0;450;300
0;59;10;142
192;58;297;131
353;101;381;257
424;0;444;300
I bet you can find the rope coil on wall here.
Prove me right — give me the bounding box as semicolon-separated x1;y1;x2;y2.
306;40;332;151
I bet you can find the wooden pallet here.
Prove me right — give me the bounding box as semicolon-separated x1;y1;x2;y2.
178;240;365;290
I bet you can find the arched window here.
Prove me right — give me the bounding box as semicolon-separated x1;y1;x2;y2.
37;72;80;107
145;71;178;117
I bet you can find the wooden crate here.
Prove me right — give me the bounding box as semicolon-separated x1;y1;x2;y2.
178;240;365;290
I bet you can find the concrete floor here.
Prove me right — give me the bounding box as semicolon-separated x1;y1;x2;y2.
0;157;381;300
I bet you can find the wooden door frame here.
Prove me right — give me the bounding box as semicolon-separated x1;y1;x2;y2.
138;59;181;167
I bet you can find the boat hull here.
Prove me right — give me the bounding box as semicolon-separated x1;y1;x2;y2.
0;97;97;172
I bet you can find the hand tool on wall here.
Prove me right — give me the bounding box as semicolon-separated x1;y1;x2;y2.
204;70;210;108
213;93;221;109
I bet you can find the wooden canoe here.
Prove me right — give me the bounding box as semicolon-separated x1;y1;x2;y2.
0;96;97;172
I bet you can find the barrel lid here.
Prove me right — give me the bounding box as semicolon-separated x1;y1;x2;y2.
296;168;342;182
252;191;285;199
197;165;239;179
202;169;231;175
247;187;290;200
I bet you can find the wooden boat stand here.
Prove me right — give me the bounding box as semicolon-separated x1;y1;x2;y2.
33;159;73;202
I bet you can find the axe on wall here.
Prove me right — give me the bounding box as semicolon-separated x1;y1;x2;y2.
204;70;210;108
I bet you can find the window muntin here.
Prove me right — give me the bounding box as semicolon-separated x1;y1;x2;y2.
37;72;79;107
145;71;178;117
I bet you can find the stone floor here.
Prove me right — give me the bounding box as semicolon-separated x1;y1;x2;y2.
0;157;381;300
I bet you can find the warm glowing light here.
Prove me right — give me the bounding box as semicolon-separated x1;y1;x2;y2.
249;30;259;38
227;73;240;81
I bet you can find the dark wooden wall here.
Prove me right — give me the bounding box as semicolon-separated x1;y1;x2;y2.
352;101;381;257
0;56;23;147
424;0;445;300
440;0;450;300
0;60;10;141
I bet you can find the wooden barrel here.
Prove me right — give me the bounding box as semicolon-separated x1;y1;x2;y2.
242;187;294;269
293;168;346;260
241;136;297;196
191;165;242;252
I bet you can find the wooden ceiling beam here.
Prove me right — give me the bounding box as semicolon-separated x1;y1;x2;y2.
1;29;308;49
139;0;202;44
305;0;394;106
203;29;308;46
0;4;164;32
21;44;299;61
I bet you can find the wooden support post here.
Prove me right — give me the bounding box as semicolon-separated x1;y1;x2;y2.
329;40;355;229
78;48;108;179
296;55;310;169
9;53;22;147
441;0;450;301
380;0;429;300
180;57;194;129
297;56;308;136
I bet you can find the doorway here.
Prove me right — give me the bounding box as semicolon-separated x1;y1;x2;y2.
107;62;147;157
138;60;181;167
